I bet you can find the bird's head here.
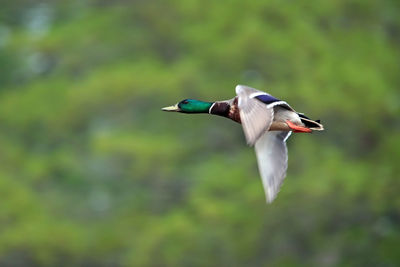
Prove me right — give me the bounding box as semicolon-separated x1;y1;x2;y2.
162;99;213;113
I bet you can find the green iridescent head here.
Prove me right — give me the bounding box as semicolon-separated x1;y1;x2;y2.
162;99;213;113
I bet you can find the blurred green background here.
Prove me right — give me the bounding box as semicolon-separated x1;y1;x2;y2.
0;0;399;266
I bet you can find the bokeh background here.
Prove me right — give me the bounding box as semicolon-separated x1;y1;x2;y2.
0;0;399;266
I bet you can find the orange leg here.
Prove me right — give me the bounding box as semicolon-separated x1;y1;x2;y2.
286;120;312;133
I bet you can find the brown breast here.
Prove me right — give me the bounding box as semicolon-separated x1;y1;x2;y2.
228;97;241;123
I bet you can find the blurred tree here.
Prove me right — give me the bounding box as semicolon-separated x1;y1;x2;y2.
0;0;398;266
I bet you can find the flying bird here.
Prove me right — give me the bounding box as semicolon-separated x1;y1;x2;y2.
162;85;324;203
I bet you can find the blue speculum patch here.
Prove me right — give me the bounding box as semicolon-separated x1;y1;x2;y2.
255;94;280;104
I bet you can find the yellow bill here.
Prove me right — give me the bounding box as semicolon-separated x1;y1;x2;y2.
161;104;180;112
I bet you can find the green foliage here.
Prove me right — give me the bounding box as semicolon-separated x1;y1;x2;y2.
0;0;398;266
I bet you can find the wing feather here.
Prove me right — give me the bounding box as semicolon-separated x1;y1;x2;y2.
255;131;291;203
236;85;273;146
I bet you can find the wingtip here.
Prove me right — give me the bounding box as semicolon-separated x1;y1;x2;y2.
247;140;256;147
265;189;277;204
266;196;276;204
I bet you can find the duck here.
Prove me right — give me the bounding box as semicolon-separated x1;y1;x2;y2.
162;85;324;203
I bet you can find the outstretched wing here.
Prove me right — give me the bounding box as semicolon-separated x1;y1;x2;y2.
235;85;274;146
255;131;291;203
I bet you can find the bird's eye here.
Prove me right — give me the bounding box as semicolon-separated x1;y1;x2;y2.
182;100;189;104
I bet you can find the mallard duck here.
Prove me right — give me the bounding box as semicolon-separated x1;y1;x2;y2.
162;85;324;203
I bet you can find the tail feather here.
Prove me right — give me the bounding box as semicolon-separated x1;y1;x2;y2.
299;116;324;131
